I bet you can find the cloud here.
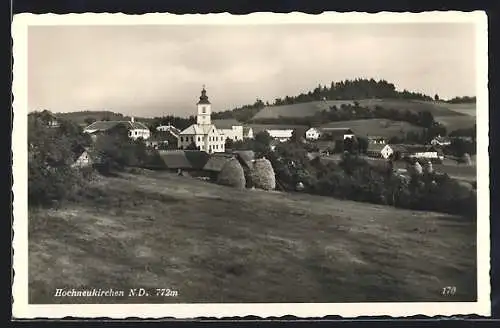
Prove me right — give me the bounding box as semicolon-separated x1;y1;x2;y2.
27;23;476;117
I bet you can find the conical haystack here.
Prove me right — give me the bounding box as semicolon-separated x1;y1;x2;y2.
462;153;472;166
412;161;423;175
424;160;433;174
250;158;276;191
216;158;246;189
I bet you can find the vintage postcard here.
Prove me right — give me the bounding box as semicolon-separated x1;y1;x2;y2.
12;11;490;319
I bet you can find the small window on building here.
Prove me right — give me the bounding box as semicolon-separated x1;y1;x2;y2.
202;106;206;113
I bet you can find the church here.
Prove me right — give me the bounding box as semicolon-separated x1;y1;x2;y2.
178;87;226;153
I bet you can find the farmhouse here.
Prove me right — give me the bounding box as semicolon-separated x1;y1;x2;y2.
266;129;294;142
178;87;226;153
367;136;387;145
366;143;386;158
83;117;151;140
305;128;321;140
305;127;355;141
430;135;451;146
380;144;442;160
71;145;93;168
146;129;179;150
156;124;181;135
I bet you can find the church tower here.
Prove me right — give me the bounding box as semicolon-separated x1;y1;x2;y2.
196;86;211;125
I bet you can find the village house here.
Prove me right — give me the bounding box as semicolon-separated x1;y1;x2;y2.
305;127;321;140
178;87;226;153
376;144;443;160
430;135;452;147
71;145;94;168
367;136;387;145
266;129;294;142
83;117;151;141
305;127;355;141
156;124;181;135
366;143;387;158
320;127;355;141
146;124;180;149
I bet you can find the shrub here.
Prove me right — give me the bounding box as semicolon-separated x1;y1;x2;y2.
216;158;246;189
250;158;276;191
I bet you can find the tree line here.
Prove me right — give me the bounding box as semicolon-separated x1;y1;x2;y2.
231;131;476;218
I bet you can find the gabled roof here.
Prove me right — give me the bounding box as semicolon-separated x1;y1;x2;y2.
158;150;209;170
179;124;218;135
157;125;181;135
84;120;149;132
266;129;294;138
152;130;179;141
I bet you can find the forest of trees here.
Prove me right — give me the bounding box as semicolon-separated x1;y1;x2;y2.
445;96;476;104
208;78;475;123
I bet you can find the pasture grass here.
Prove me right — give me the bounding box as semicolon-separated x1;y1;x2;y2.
29;170;477;303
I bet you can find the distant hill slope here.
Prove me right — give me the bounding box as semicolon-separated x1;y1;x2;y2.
319;119;424;139
55;111;153;126
252;99;471;120
434;115;476;131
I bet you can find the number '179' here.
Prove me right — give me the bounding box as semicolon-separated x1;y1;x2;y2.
442;286;456;296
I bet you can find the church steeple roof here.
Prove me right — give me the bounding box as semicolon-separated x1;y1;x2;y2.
197;85;211;105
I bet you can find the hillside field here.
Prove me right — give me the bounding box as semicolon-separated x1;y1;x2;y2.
252;99;471;120
29;170;477;304
320;119;424;139
435;115;476;131
55;111;153;126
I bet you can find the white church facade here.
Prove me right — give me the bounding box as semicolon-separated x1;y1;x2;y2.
178;87;226;153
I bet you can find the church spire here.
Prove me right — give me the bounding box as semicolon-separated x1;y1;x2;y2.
197;85;211;105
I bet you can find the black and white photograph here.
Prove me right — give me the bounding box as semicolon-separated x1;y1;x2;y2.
12;12;490;318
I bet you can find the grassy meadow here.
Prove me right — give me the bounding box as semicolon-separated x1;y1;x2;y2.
435;115;476;131
320;119;424;139
29;170;477;304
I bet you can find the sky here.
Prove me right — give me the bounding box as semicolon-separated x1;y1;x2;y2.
28;23;476;117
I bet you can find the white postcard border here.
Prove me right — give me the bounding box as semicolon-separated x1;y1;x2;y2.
12;11;490;319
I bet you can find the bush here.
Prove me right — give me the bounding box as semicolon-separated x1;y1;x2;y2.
29;157;89;207
250;158;276;190
28;113;92;207
216;158;246;189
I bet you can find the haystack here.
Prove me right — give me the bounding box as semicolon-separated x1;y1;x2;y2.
462;153;473;166
412;161;423;175
216;158;246;189
250;158;276;191
423;160;433;174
